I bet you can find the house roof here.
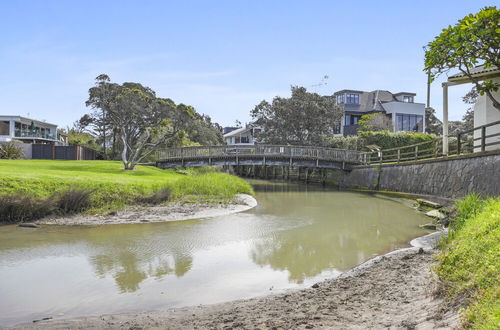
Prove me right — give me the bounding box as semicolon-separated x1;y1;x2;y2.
0;115;58;127
223;126;251;137
448;65;500;84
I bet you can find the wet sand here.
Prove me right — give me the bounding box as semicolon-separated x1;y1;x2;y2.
11;232;459;329
36;194;257;226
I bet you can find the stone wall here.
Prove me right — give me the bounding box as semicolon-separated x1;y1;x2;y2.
237;151;500;198
340;152;500;198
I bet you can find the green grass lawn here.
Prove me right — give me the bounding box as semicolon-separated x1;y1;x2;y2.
0;159;253;215
436;194;499;328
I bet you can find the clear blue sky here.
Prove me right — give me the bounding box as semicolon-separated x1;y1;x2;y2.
0;0;496;128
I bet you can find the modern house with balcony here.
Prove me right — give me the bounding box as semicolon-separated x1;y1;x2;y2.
223;123;262;146
333;89;426;136
0;115;62;144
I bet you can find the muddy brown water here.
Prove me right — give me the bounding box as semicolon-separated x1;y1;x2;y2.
0;180;431;327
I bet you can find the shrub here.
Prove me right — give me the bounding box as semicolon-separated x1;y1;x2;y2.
327;131;437;151
0;142;24;159
327;136;364;150
136;187;172;205
0;194;55;222
359;131;436;150
358;113;393;132
56;188;93;214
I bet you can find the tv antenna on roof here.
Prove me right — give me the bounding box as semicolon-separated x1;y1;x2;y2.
310;75;329;92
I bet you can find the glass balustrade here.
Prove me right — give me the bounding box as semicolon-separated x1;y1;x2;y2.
14;129;57;140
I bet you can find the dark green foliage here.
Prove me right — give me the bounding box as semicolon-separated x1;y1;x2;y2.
57;188;93;214
358;113;393;132
0;195;55;223
136;187;172;205
328;131;436;151
0;142;24;159
251;86;342;146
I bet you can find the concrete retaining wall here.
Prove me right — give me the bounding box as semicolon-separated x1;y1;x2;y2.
237;151;500;198
340;152;500;198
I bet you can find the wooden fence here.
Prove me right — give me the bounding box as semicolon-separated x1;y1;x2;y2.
366;120;500;164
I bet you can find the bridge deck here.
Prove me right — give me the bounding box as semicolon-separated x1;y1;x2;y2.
156;145;368;170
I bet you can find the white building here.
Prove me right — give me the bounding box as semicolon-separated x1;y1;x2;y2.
223;124;262;146
0;115;61;144
333;89;426;136
444;66;500;152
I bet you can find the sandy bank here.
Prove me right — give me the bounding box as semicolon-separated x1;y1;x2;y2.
11;231;460;329
36;194;257;226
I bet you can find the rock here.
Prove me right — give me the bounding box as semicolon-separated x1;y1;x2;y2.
140;219;150;223
108;211;118;216
312;283;320;289
18;223;40;228
416;199;442;209
419;223;437;230
425;210;446;220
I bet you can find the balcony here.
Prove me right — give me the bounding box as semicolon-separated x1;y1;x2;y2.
14;129;57;140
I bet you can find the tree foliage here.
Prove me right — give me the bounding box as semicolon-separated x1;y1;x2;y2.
424;6;500;110
250;86;342;146
86;75;218;170
425;107;443;135
358;113;393;132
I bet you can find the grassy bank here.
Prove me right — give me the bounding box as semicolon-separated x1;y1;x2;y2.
436;194;499;328
0;160;253;222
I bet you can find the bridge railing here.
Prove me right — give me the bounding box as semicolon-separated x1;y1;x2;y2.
157;145;369;164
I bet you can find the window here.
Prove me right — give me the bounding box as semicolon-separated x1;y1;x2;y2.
346;93;359;104
336;94;345;104
403;95;414;103
344;114;361;126
0;121;9;135
396;114;423;132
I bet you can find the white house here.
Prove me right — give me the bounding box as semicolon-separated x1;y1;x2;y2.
223;124;262;146
444;65;500;152
333;89;426;136
0;115;61;144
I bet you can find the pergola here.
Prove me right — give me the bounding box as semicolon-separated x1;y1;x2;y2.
441;66;500;154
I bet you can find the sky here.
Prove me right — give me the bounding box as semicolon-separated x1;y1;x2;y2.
0;0;497;128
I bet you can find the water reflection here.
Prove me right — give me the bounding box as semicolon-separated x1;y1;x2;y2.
0;180;431;327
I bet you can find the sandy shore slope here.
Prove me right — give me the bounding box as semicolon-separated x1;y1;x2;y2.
36;194;257;226
12;232;460;330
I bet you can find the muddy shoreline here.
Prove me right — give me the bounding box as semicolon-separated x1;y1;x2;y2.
35;194;257;226
10;231;459;329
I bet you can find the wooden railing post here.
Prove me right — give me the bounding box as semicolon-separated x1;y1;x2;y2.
379;151;383;164
397;149;400;163
457;133;461;155
415;145;418;160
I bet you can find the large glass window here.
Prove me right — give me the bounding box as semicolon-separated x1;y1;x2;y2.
0;121;9;135
337;94;345;104
346;93;359;104
403;95;414;103
396;114;423;132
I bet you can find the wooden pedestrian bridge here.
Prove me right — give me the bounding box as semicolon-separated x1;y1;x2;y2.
156;145;369;171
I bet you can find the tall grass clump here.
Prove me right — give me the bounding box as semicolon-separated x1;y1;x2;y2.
436;196;499;328
56;187;93;214
0;194;55;223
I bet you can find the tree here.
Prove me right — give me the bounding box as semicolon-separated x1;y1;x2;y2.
250;86;342;146
86;76;193;170
358;113;393;132
425;107;443;135
424;6;500;111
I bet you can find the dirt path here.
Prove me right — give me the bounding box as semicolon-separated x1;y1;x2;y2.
12;234;459;330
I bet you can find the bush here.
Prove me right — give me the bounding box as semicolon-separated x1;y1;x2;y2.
136;187;172;205
0;142;24;159
0;194;55;223
358;113;393;132
359;131;436;150
327;131;437;151
57;188;93;214
327;136;364;150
